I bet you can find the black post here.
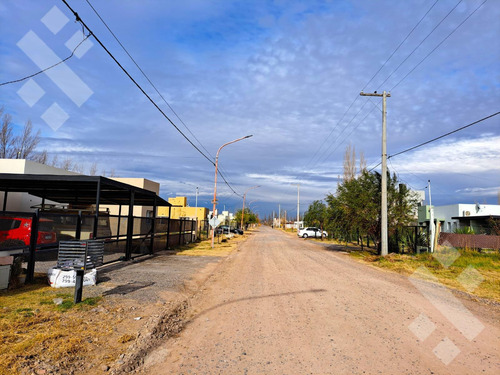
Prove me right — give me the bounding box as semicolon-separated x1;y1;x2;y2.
26;210;39;283
149;197;157;254
166;206;171;249
92;178;101;239
75;210;82;240
74;269;84;304
125;191;135;260
2;190;8;211
116;205;122;240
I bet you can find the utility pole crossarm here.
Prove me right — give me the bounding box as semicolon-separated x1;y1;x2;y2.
360;92;391;97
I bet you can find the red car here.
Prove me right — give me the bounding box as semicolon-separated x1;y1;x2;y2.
0;216;57;247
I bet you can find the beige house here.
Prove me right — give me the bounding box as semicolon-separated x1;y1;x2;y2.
158;196;208;223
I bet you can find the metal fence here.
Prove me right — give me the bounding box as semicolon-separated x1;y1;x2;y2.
0;210;198;282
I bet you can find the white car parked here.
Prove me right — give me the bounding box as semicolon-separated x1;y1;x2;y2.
298;227;327;238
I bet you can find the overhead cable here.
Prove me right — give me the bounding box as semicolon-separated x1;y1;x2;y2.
376;0;464;91
388;111;499;158
83;0;215;161
60;0;242;197
0;34;90;86
60;0;213;165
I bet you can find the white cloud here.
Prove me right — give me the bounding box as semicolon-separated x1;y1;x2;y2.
390;136;500;174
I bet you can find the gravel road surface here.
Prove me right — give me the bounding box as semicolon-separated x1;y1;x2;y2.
144;226;499;374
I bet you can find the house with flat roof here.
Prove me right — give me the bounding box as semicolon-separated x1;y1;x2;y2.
418;203;500;234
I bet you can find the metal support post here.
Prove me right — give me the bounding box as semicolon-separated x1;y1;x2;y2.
150;197;157;254
26;210;39;283
166;205;172;250
74;269;84;304
125;191;135;260
92;178;101;239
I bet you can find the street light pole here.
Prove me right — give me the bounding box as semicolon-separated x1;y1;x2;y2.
241;185;260;231
211;135;253;248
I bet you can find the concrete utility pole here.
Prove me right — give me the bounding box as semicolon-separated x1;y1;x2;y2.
278;204;281;229
428;180;435;253
292;184;300;231
360;90;391;256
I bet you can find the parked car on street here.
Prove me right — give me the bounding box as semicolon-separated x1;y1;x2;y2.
215;225;243;235
297;227;327;238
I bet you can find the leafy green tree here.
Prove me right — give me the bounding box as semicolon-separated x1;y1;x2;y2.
325;169;418;254
235;208;258;228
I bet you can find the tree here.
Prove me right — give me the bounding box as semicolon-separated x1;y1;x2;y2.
235;208;258;228
326;169;419;253
0;108;43;161
1;108;15;158
13;120;40;159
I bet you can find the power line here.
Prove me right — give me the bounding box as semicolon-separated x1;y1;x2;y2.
60;0;243;197
390;0;488;91
362;0;439;92
389;111;499;159
0;33;90;86
60;0;212;164
307;0;444;170
367;111;499;170
320;101;380;166
83;0;215;161
376;0;464;91
305;96;360;167
322;0;488;171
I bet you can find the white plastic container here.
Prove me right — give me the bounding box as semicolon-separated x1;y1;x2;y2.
0;265;11;290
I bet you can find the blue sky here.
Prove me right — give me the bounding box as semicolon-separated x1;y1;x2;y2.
1;0;499;218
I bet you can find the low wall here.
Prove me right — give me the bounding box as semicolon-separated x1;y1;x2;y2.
438;233;500;250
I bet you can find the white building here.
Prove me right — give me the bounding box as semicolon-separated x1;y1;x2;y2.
418;203;500;233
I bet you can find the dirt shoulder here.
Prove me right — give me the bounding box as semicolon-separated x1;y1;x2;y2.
1;233;250;375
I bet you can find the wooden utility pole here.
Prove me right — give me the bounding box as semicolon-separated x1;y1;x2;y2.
360;91;391;256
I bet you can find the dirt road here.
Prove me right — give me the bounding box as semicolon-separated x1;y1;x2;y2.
144;227;499;374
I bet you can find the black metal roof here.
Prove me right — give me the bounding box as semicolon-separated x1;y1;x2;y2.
0;174;171;207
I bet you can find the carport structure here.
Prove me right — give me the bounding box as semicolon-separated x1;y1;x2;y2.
0;174;172;282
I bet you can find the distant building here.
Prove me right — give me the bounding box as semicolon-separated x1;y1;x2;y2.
158;196;209;224
418;203;500;234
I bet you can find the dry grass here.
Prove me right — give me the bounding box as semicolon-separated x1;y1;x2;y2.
0;275;129;375
350;249;500;302
175;233;246;257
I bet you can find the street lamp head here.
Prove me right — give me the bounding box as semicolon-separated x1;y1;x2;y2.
244;135;253;139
